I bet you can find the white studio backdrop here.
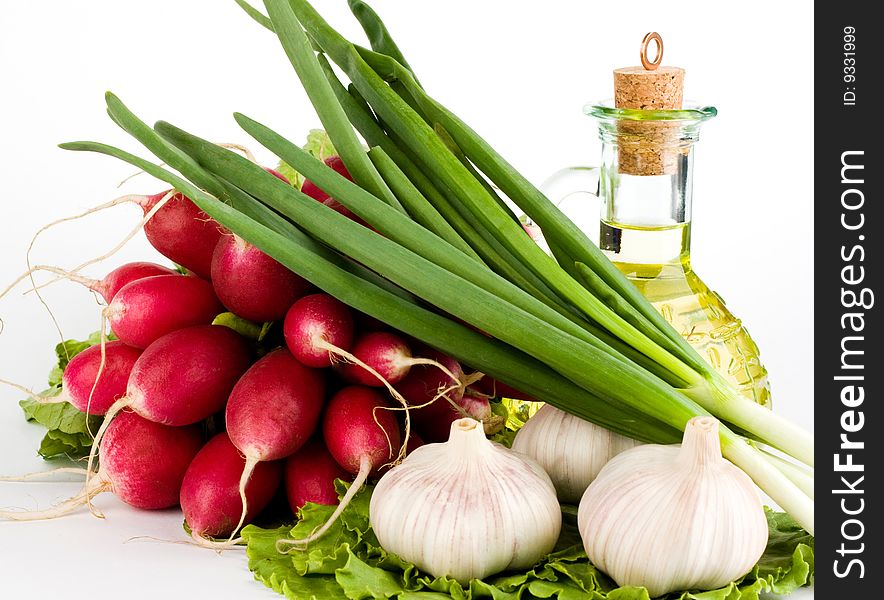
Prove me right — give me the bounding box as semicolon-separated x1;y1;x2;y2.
0;1;813;598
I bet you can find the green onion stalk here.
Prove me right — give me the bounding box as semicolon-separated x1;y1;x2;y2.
59;0;814;534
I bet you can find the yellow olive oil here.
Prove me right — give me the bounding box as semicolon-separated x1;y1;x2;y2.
600;220;771;408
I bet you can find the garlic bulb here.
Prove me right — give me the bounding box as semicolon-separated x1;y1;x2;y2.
577;416;768;597
370;418;561;583
512;404;638;503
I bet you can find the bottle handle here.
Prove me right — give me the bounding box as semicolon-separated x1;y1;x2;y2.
539;166;601;246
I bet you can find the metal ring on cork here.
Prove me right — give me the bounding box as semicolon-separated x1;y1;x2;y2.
640;32;663;71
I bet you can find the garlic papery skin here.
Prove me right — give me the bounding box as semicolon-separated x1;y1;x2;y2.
577;416;768;597
512;404;638;503
369;417;561;584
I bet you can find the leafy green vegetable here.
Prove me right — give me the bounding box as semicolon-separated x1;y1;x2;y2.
277;128;338;189
19;331;108;459
244;483;813;600
488;400;517;448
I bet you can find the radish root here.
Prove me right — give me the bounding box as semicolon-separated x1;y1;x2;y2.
25;194;150;271
374;365;483;436
221;455;259;550
277;454;371;552
16;191;174;301
0;467;91;482
43;191;174;288
0;476;110;521
1;190;172;363
20;193;149;297
85;314;110;435
0;377;68;405
0;266;98;303
188;532;246;551
403;357;462;386
124;533;246;551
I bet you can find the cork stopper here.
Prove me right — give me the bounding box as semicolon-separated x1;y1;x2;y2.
613;33;685;176
614;66;685;110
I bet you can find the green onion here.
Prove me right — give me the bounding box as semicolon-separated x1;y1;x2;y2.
346;0;419;85
264;0;403;214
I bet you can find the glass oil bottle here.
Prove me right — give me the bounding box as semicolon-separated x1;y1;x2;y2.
539;33;770;409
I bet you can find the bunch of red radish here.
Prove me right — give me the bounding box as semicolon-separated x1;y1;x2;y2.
3;158;512;546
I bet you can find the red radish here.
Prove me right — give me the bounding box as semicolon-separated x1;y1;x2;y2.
339;332;465;389
105;274;223;348
413;393;493;443
324;387;401;476
85;325;252;485
283;296;414;404
277;386;400;551
283;293;355;368
265;167;289;183
226;349;325;460
92;262;178;303
300;156;369;226
0;412;202;520
100;412;203;509
224;348;325;542
339;332;413;386
471;377;537;402
115;325;252;426
284;438;348;511
210;234;312;322
140;190;225;279
33;340;141;415
301;156;352;202
180;433;282;541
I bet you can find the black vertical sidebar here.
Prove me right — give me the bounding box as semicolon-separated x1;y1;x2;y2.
815;2;880;596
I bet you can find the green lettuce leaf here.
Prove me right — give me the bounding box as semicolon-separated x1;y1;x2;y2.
488;401;517;448
19;331;108;459
244;483;813;600
277;129;337;189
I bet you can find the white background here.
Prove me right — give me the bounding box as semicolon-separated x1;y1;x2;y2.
0;1;813;598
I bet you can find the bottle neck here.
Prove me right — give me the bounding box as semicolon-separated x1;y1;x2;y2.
598;139;695;270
